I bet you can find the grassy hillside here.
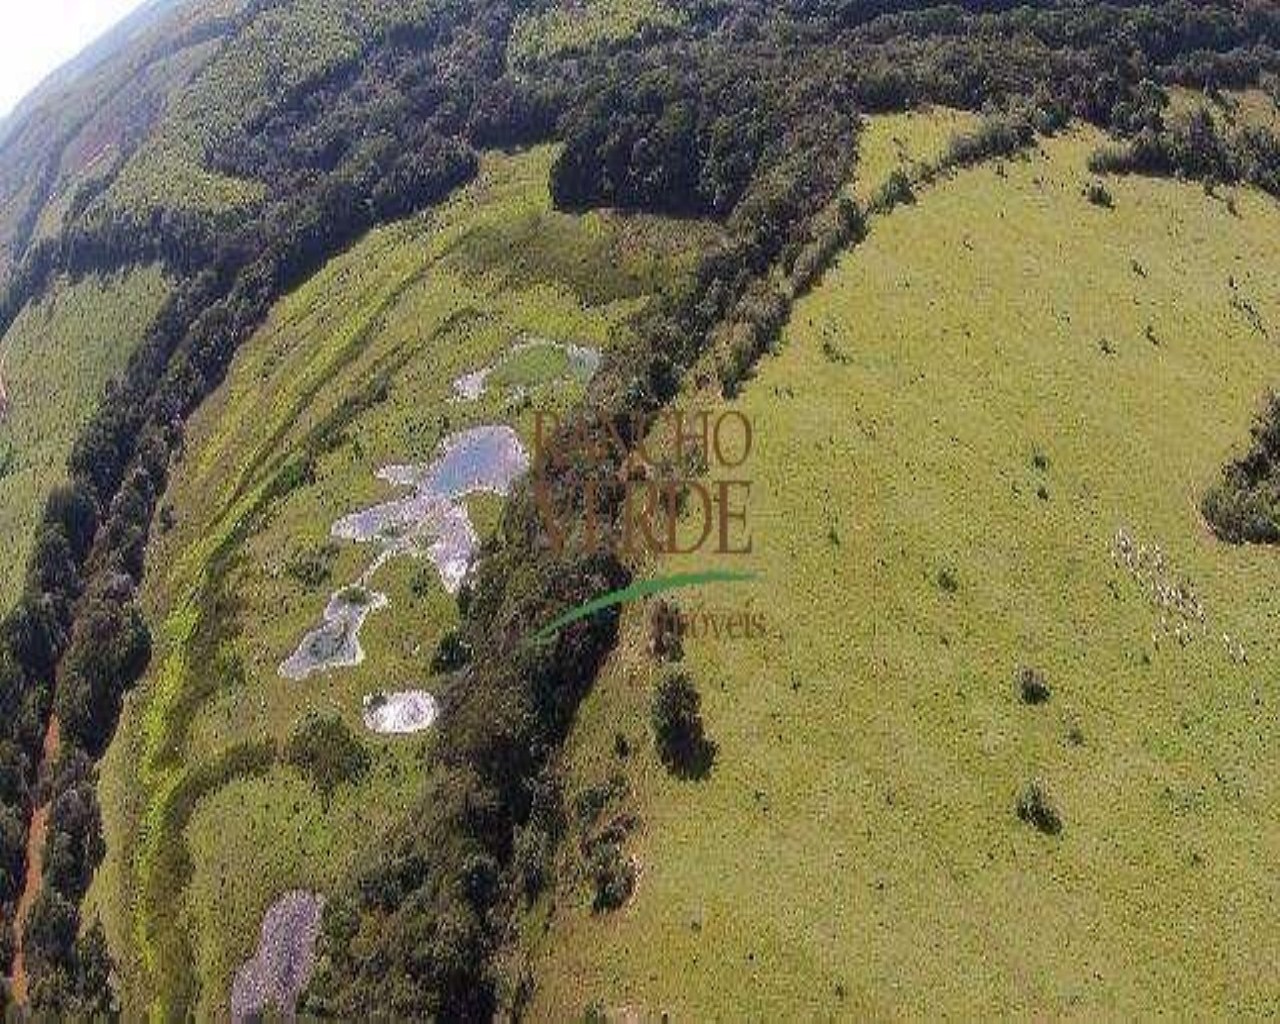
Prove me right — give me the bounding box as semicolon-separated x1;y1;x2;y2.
104;0;439;219
509;0;684;67
527;123;1280;1018
0;1;1277;1017
88;145;719;1020
0;0;245;280
850;106;982;205
0;266;169;612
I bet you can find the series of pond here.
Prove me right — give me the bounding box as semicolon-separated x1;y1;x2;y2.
237;337;598;1008
278;424;528;686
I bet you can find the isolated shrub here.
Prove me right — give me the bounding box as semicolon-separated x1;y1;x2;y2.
431;629;473;674
647;600;684;662
1017;667;1051;705
1084;181;1114;208
588;840;634;912
651;671;712;775
286;714;370;805
872;169;915;211
1016;779;1063;835
337;585;371;606
936;567;959;594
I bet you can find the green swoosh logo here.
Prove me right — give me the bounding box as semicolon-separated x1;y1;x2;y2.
528;569;759;647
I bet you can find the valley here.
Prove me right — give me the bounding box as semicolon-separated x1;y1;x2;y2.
0;1;1278;1018
86;145;718;1019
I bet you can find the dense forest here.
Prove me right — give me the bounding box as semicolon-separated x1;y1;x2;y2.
0;0;1278;1016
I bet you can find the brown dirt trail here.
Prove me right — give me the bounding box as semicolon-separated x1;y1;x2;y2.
7;715;60;1006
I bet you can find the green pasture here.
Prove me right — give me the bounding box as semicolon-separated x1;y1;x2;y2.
0;266;169;613
529;123;1280;1019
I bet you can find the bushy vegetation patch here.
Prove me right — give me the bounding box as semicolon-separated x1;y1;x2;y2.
283;542;339;589
651;671;714;778
870;169;916;212
1203;393;1280;544
587;838;635;913
285;715;370;806
1017;666;1051;705
430;628;472;674
1084;181;1115;207
1089;105;1280;197
944;113;1039;168
1015;779;1063;836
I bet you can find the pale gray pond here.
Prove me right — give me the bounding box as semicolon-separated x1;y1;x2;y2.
362;689;440;735
331;424;528;594
279;587;388;681
230;890;324;1023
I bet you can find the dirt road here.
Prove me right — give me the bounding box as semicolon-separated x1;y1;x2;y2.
8;716;60;1006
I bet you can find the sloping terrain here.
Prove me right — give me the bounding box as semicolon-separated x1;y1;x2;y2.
0;0;248;279
0;267;169;611
1;1;1279;1019
851;106;983;204
89;145;719;1020
527;120;1280;1018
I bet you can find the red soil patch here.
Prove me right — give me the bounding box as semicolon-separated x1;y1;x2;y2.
7;716;60;1007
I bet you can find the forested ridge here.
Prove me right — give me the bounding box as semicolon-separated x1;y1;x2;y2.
0;0;1277;1016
